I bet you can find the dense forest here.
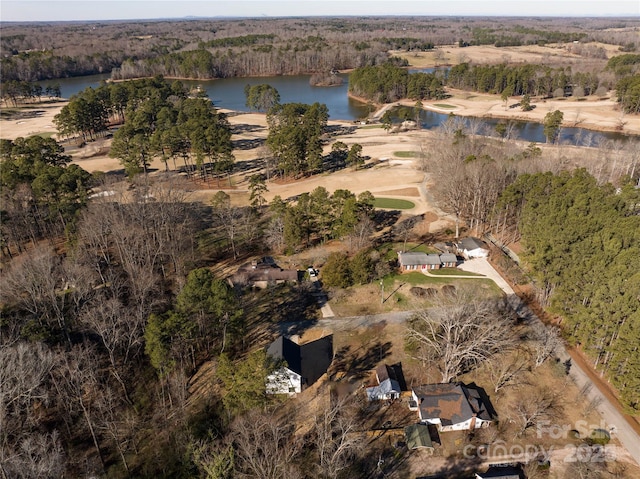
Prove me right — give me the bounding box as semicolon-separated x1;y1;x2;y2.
498;171;640;412
1;16;639;81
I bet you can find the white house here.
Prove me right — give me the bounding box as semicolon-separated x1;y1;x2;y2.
366;363;405;401
410;383;493;432
457;237;489;259
266;335;333;395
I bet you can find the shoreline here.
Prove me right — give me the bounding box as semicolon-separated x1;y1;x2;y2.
370;93;640;136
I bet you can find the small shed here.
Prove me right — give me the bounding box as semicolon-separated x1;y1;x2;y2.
404;424;434;450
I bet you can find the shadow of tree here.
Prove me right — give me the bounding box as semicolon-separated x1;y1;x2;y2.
415;455;483;479
230;123;266;134
331;341;392;381
232;138;265;151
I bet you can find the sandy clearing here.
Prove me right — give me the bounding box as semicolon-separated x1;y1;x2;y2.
0;101;66;140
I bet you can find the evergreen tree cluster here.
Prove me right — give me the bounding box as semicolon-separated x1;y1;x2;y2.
501;170;640;412
54;77;234;178
348;63;445;103
268;187;374;252
448;63;599;97
0;136;93;250
266;102;328;177
615;74;640;114
0;80;61;106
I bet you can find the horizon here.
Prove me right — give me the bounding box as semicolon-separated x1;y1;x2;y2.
2;1;639;23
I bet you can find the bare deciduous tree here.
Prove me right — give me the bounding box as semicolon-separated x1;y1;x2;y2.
313;393;364;479
512;386;562;437
1;431;65;479
230;408;302;479
0;247;68;339
531;325;562;367
407;290;517;382
347;216;374;252
485;349;530;393
0;342;55;444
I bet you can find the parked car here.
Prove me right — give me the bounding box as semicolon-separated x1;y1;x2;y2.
307;267;318;277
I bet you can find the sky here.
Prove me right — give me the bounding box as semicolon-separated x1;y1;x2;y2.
1;0;638;22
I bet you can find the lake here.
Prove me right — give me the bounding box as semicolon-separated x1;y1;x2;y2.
41;73;633;146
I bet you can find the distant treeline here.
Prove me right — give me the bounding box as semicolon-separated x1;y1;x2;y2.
110;42;390;80
2;16;638;81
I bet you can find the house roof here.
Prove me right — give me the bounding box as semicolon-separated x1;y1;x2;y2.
231;262;298;285
426;254;441;265
404;424;433;449
376;363;407;391
412;383;492;425
267;335;333;387
476;466;523;479
398;252;430;266
458;237;487;251
366;378;401;400
440;253;457;264
433;242;455;253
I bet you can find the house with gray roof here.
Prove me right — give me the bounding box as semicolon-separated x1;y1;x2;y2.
398;252;443;271
409;382;493;431
439;253;458;267
457;237;489;259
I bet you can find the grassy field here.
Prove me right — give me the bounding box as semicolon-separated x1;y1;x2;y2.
433;103;457;109
373;197;416;209
393;151;417;158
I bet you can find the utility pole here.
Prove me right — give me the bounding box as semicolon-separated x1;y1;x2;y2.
380;280;384;304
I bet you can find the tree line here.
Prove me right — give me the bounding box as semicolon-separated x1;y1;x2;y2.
3;16;637;82
348;63;445;103
497;170;640;413
54;76;235;179
0;136;93;254
0;80;61;106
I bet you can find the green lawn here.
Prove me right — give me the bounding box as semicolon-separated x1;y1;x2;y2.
373;197;415;210
359;124;383;129
393;151;417;158
433;103;457;109
428;268;484;277
29;131;56;139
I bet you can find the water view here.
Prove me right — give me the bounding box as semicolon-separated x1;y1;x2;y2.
41;73;633;146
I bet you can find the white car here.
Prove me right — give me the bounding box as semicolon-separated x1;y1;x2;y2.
307;267;318;277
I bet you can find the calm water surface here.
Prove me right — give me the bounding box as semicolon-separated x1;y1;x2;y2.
42;73;634;146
